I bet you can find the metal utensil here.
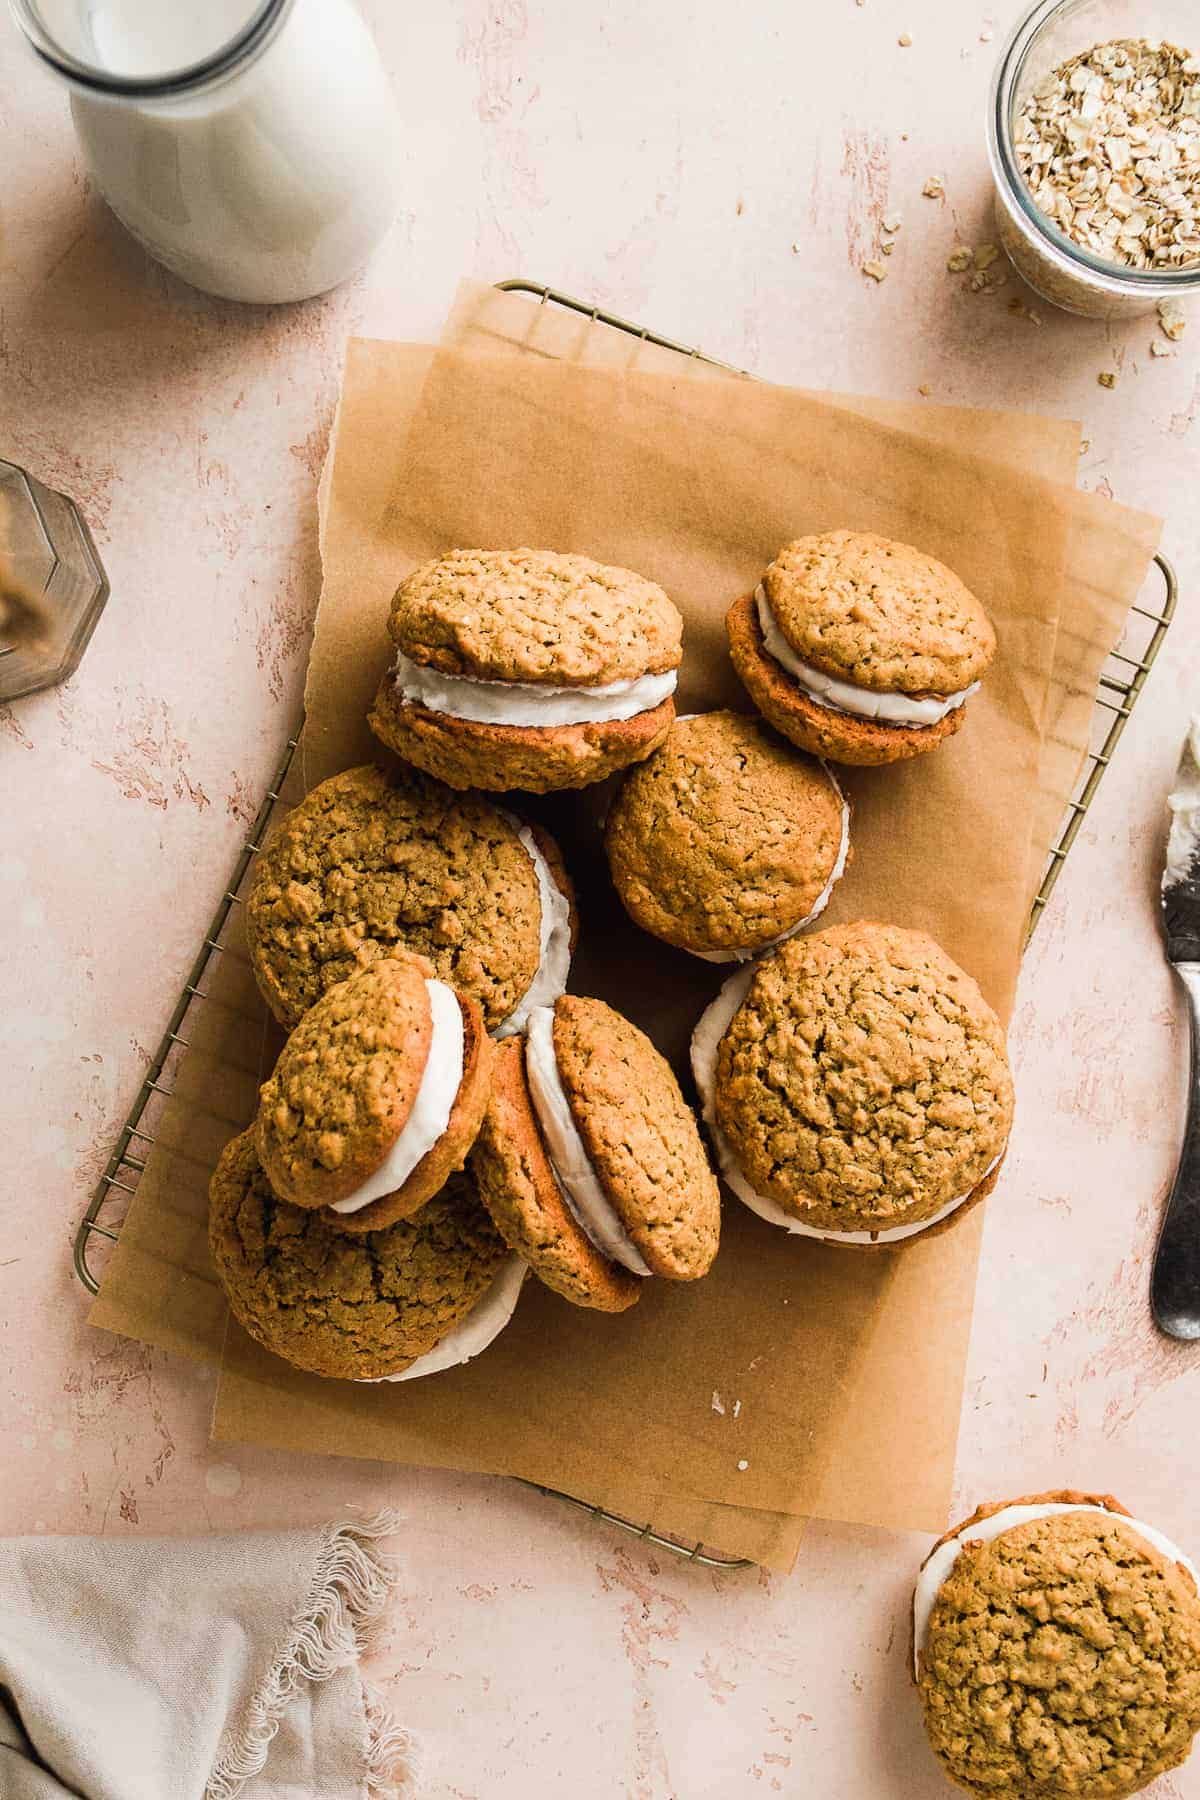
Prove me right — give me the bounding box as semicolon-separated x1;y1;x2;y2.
1153;721;1200;1339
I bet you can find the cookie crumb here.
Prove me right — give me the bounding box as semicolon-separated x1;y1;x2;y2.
918;383;933;396
863;259;889;281
1097;370;1118;388
974;244;999;270
1150;338;1174;357
737;1459;749;1472
883;213;903;232
790;241;799;254
980;26;993;42
1159;298;1187;341
711;1390;725;1415
922;175;944;199
898;31;912;47
881;240;895;255
947;245;972;272
1079;437;1091;454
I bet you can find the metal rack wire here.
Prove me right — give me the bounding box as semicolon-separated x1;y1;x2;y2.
73;279;1177;1571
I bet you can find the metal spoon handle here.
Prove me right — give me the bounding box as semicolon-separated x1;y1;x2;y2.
1152;964;1200;1339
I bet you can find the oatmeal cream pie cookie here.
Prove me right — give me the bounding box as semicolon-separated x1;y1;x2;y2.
726;531;996;765
913;1490;1200;1800
368;549;682;792
245;763;575;1036
604;710;850;962
468;996;720;1308
256;954;492;1234
690;921;1013;1247
210;1130;527;1381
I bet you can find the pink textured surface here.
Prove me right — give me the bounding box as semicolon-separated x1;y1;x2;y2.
2;1;1200;1794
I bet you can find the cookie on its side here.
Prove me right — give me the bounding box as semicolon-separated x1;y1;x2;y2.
256;954;492;1233
245;762;576;1034
727;531;996;766
210;1130;525;1382
691;921;1013;1248
368;549;682;792
469;996;720;1304
604;710;850;961
913;1489;1200;1799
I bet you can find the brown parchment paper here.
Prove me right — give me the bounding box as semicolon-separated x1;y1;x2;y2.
88;294;1159;1567
202;336;1159;1548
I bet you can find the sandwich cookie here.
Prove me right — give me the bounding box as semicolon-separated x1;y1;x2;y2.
469;996;721;1306
256;954;492;1234
245;763;575;1035
604;710;850;962
913;1489;1200;1799
726;531;996;766
690;922;1013;1247
210;1129;524;1381
368;549;683;792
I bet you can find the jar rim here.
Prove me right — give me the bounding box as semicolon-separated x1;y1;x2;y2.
8;0;292;99
988;0;1200;294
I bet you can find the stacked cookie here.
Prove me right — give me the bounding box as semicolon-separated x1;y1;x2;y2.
210;533;1011;1380
211;550;725;1383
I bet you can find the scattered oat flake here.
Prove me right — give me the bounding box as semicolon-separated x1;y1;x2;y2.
733;1399;742;1419
711;1390;725;1415
980;27;994;42
863;259;889;281
975;244;999;269
883;213;903;232
737;1459;749;1472
1150;337;1174;355
922;175;944;198
1098;370;1118;387
1159;298;1187;339
881;241;895;255
947;245;973;272
898;32;912;47
918;383;933;395
1079;437;1091;453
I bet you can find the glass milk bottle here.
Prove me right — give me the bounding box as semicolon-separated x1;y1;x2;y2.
10;0;403;303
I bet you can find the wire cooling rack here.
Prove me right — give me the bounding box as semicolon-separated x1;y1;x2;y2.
74;279;1177;1571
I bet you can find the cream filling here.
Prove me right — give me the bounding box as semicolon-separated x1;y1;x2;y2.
913;1501;1199;1678
365;1255;529;1384
754;585;978;727
692;765;851;964
691;966;1004;1245
524;1006;653;1277
495;824;573;1039
393;649;677;727
1165;714;1200;888
328;979;464;1216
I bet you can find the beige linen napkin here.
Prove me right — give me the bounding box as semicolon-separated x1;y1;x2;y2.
0;1514;415;1800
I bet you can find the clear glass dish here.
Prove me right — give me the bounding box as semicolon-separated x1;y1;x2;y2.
0;461;109;702
988;0;1200;317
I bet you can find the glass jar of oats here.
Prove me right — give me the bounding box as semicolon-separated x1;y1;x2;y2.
988;0;1200;317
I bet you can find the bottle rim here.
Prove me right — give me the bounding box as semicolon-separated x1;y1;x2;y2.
988;0;1200;296
8;0;292;100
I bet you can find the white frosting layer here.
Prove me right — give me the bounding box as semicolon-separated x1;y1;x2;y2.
691;966;1003;1245
525;1006;653;1278
393;650;677;727
329;979;464;1215
913;1501;1199;1678
754;585;978;727
368;1255;529;1384
495;824;573;1039
692;764;851;963
1165;715;1200;888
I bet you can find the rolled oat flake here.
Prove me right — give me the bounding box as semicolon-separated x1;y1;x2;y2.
1015;37;1200;269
